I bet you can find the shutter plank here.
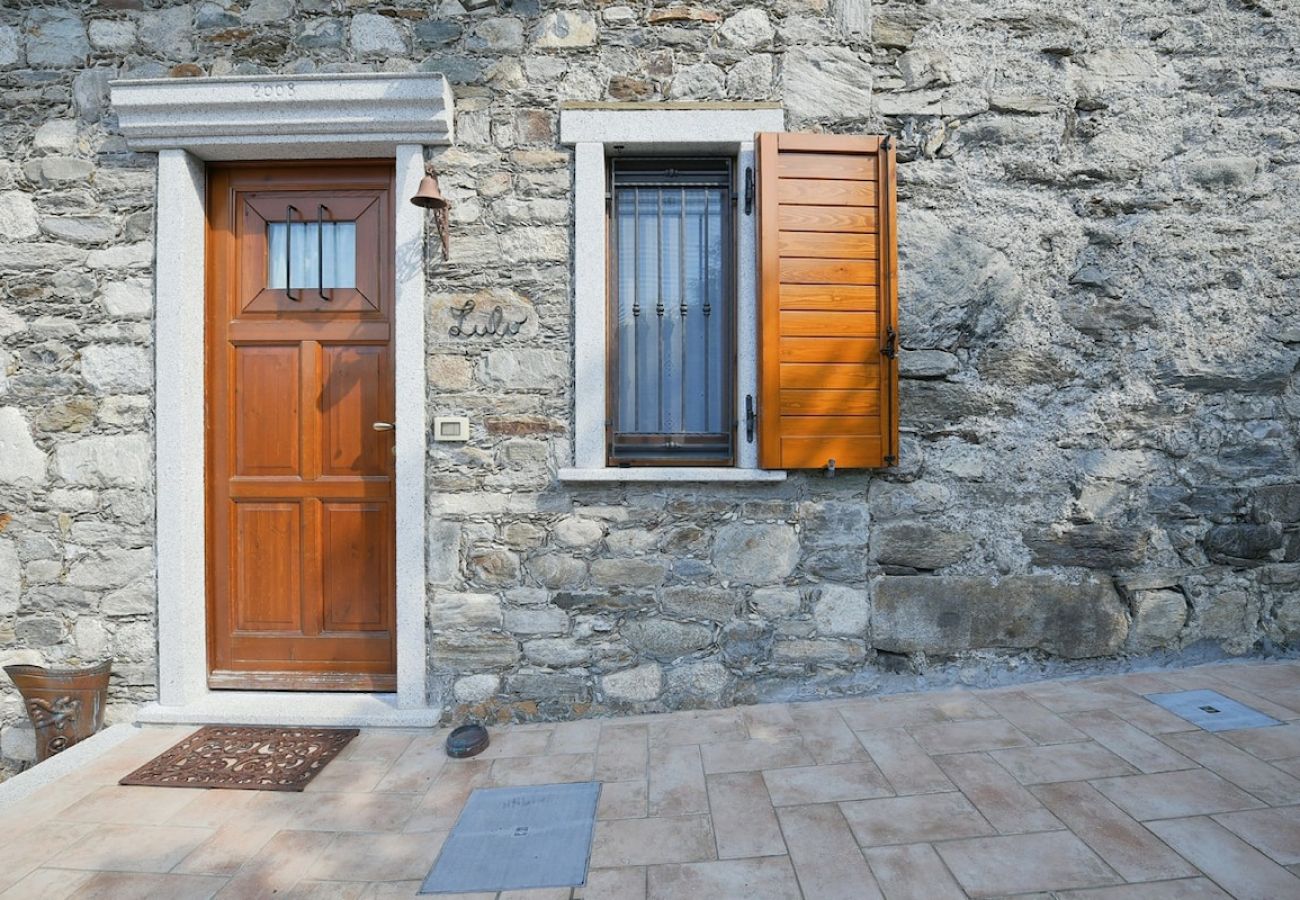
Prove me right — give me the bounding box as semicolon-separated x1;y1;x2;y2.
779;284;877;311
757;132;898;470
776;152;878;181
779;205;878;233
778;231;878;258
777;179;875;206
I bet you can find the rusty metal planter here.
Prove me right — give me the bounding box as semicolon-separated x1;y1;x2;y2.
4;660;112;763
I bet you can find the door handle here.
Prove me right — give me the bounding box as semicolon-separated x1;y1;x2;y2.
372;422;394;431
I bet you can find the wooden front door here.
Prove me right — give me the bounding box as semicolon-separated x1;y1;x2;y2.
206;162;397;691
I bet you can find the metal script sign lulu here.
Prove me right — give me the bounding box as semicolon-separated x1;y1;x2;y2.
448;298;527;339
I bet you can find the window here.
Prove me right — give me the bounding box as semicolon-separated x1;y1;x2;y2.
607;158;734;466
267;217;358;291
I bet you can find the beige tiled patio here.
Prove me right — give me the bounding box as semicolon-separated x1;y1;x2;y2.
5;661;1300;898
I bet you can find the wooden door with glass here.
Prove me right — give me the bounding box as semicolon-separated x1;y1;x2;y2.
205;161;396;691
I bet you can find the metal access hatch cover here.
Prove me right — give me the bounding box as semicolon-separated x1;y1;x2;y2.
421;781;601;895
1144;689;1282;732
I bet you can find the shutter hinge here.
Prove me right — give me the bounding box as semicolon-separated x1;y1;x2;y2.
825;458;836;477
745;394;755;443
884;454;898;467
882;325;897;360
744;166;755;215
882;135;893;151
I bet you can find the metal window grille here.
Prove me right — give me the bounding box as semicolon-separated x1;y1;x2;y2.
608;158;734;465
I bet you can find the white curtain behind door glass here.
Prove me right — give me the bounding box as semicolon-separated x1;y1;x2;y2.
267;220;358;289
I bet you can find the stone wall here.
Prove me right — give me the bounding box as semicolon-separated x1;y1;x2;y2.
2;0;1299;775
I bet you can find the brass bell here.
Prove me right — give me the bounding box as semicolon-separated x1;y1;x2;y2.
410;169;451;259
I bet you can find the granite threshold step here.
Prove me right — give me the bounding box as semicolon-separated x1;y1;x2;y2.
135;691;441;729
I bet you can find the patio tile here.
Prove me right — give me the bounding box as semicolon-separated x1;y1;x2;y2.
981;692;1088;744
1065;709;1199;773
279;882;370;899
1147;815;1300;900
987;741;1137;784
1053;878;1231;898
405;759;491;832
840;791;994;847
289;790;419;832
1212;663;1300;694
216;829;337;899
706;772;786;859
1212;805;1300;865
489;752;595;787
1220;723;1300;761
549;718;603;755
777;803;883;900
935;830;1120;897
589;815;715;868
336;732;416;766
1108;700;1202;735
762;761;892;806
305;759;395;794
595;724;649;782
934;752;1062;834
1209;684;1300;724
173;823;282;876
373;734;448;794
853;728;953;794
58;823;215;873
699;738;812;775
647;744;707;817
471;729;553;760
578;866;646;900
597;779;648;819
0;868;92;900
167;787;281;829
647;710;746;748
1161;729;1300;805
366;882;491;899
62;871;227;899
0;821;96;893
1091;769;1266;821
861;843;966;900
497;889;571;899
1022;681;1133;714
742;703;801;741
785;704;872;764
908;718;1032;755
58;784;209;825
646;856;800;900
308;831;447;882
839;696;945;731
1032;781;1198;881
928;692;1001;721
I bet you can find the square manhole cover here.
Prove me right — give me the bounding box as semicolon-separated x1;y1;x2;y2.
421;781;601;895
1144;689;1282;732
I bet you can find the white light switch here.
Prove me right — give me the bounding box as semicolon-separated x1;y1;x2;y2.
433;416;470;442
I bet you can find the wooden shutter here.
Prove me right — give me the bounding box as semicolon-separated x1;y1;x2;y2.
756;132;898;470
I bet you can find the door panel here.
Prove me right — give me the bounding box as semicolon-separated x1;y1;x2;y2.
207;161;396;691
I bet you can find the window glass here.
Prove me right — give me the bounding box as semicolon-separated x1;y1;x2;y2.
610;159;732;465
267;220;357;290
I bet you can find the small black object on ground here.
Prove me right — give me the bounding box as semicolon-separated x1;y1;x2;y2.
446;723;489;758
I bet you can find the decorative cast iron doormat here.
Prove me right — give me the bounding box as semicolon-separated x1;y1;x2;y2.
119;725;359;791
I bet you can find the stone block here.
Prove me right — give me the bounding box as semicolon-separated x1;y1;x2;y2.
54;434;151;487
503;606;567;635
504;672;589;702
602;663;662;703
1254;485;1300;524
751;587;801;619
481;348;566;389
431;591;502;628
0;722;34;763
24;9;89;67
0;25;19;68
0;407;47;485
874;523;974;570
720;620;773;667
665;661;729;700
1128;589;1187;651
622;618;713;660
522;637;591;667
783;47;872;121
713;524;799;585
66;547;151;590
812;584;870;636
661;585;737;623
534;10;597;48
1203;524;1285;565
426;519;461;585
453;673;500;703
590;558;667;589
468;548;520;586
1025;525;1149;569
432;631;519;671
81;345;150;393
873;575;1129;659
351;13;407;56
552;515;604;549
719;9;774;49
899;349;959;379
0;192;39;241
0;540;17;617
527;553;588;590
773;638;866;665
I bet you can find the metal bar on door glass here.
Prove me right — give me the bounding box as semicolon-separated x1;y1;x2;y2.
285;204;299;301
317;204;330;302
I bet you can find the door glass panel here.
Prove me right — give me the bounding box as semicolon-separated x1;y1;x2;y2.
267;220;357;289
